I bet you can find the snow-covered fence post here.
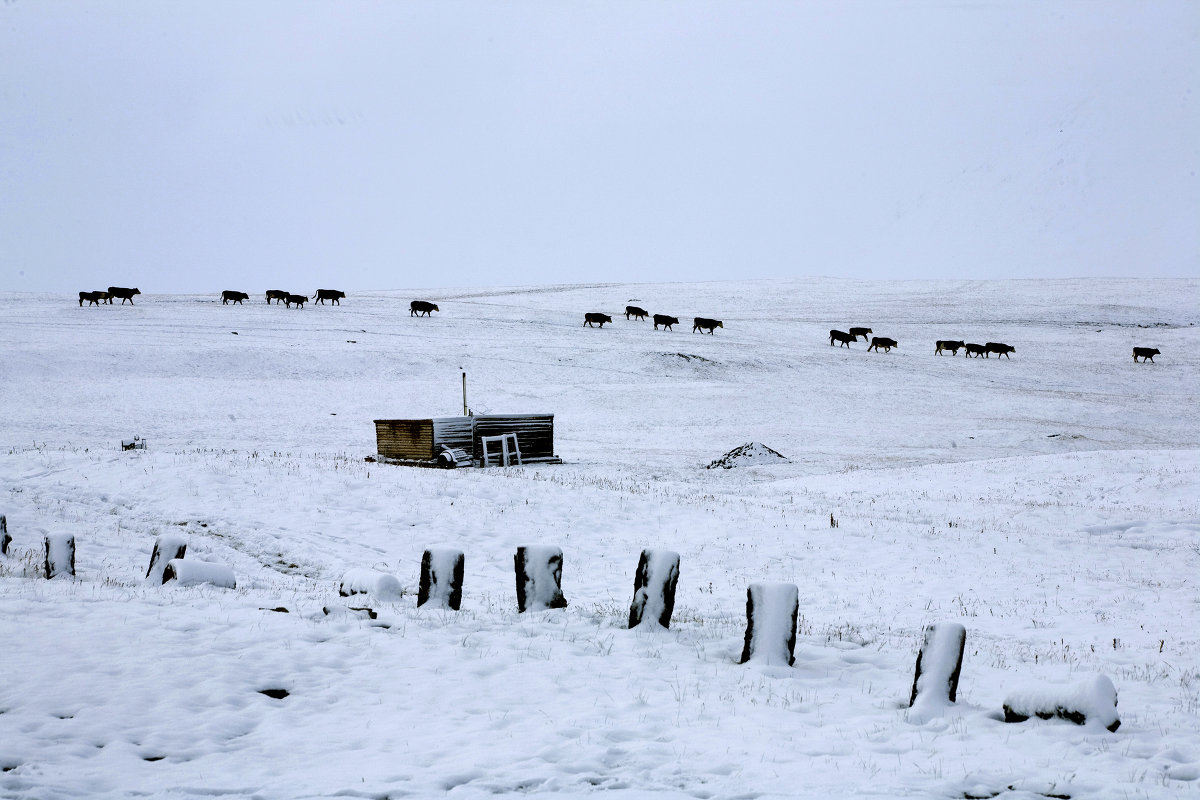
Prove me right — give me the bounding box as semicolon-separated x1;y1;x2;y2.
43;533;75;579
1;515;9;556
162;559;236;589
909;622;967;707
628;549;680;629
145;533;188;583
338;569;402;600
514;545;567;612
418;548;464;610
739;582;798;666
1002;674;1121;732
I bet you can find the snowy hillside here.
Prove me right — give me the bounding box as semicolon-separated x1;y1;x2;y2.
1;278;1198;799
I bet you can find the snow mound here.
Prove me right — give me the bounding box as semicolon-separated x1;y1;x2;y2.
705;442;790;470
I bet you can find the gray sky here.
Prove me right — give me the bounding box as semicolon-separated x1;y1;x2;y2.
2;1;1196;294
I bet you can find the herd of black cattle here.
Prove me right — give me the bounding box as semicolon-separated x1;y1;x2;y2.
75;290;1164;362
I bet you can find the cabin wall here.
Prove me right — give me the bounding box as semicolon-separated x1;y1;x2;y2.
374;419;434;460
473;414;555;461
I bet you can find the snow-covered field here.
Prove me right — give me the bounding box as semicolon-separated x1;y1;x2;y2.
1;278;1198;799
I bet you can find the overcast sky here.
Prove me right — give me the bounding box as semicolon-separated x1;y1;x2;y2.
2;1;1196;294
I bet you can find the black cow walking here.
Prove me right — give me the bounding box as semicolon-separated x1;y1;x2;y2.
985;342;1014;359
314;289;345;305
936;340;965;355
868;337;898;352
625;306;648;320
849;327;872;341
1133;347;1160;363
108;287;141;304
964;343;987;357
78;291;103;306
829;330;855;348
221;291;249;305
410;300;439;316
653;314;679;331
285;294;308;308
584;312;612;328
265;289;288;304
693;317;722;334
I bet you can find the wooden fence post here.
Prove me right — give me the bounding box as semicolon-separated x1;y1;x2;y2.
628;549;680;629
146;533;188;583
739;582;798;666
909;622;967;707
418;548;464;610
514;546;567;612
44;533;75;579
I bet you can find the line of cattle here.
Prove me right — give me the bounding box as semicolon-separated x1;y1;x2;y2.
830;328;1014;357
74;292;1164;361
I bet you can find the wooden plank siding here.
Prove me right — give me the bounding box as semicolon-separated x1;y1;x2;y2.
373;419;434;460
473;414;555;462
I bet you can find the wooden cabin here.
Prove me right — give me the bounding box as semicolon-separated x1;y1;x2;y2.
373;414;560;467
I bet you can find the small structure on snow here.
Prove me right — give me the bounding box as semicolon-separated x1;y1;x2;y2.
338;569;403;600
374;415;560;468
706;442;789;470
1;515;9;556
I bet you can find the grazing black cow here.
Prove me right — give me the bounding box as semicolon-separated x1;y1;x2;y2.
693;317;722;334
849;327;872;341
868;336;898;352
314;289;345;305
829;329;855;348
79;291;103;307
936;340;966;356
964;343;987;358
265;289;288;304
625;305;648;320
584;312;612;328
985;342;1014;359
221;291;249;305
285;294;308;308
410;300;439;317
108;287;140;304
653;314;679;331
1132;347;1160;363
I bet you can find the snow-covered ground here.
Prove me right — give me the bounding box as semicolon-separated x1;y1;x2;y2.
1;278;1198;799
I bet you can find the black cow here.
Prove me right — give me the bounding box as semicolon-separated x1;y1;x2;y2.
285;294;308;308
221;291;249;305
830;330;855;348
314;289;345;305
410;300;439;317
265;289;288;305
78;291;103;307
625;305;648;320
849;327;872;341
584;312;612;328
868;336;898;352
985;342;1014;359
1133;347;1160;363
964;343;987;358
108;287;141;304
693;317;722;334
653;314;679;331
936;340;966;356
